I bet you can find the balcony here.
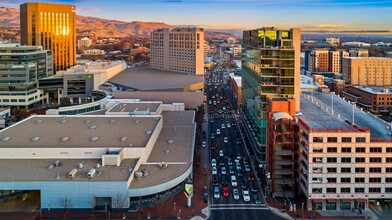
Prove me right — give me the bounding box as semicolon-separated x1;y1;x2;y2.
276;159;294;165
275;190;295;198
276;149;294;155
276;168;294;175
275;177;294;185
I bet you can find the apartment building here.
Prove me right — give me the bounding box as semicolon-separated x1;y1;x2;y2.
0;43;53;108
242;27;301;162
150;27;204;75
342;57;392;86
77;37;92;50
308;49;329;72
20;2;76;72
297;92;392;212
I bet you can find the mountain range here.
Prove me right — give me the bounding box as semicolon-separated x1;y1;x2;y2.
0;7;239;39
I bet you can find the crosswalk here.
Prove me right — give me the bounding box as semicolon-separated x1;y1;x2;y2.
209;113;236;119
210;203;268;210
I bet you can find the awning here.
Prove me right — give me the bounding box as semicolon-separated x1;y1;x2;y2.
341;199;351;203
312;199;323;203
272;112;293;121
327;199;338;203
355;199;367;203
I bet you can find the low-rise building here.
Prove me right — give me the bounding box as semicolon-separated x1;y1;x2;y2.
81;49;105;60
342;86;392;113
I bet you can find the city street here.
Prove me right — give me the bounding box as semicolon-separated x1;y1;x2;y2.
205;65;284;220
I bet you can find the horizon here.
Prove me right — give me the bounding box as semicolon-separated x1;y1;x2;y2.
1;0;392;32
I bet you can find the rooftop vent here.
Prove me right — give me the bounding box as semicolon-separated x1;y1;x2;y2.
165;150;170;154
31;136;40;142
61;136;70;142
89;125;97;129
134;119;140;124
154;117;160;121
120;137;127;142
146;130;152;135
85;120;92;124
48;164;54;170
54;160;60;166
1;136;10;142
129;144;133;147
110;119;116;124
60;119;67;124
68;169;78;179
56;172;60;180
167;139;174;144
96;163;101;169
90;136;99;142
78;161;84;169
35;119;43;124
87;168;96;179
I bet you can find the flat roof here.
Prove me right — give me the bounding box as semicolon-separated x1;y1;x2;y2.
108;68;203;91
354;86;392;94
301;91;391;138
0;115;160;148
0;158;138;182
107;102;161;113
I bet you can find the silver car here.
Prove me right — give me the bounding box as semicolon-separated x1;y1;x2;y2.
233;189;240;200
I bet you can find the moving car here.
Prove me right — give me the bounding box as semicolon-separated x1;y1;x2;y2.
211;159;217;167
202;141;206;148
224;137;228;143
233;189;240;200
219;150;224;157
242;190;251;202
212;166;217;175
214;186;220;199
221;167;227;175
216;129;221;135
247;172;254;181
222;186;229;197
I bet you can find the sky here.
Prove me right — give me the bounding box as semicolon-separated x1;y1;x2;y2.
1;0;392;31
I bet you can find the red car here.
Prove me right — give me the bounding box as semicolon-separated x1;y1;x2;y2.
247;172;254;181
222;186;229;197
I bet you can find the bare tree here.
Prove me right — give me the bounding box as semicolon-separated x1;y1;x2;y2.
60;197;73;219
112;192;128;219
90;195;97;219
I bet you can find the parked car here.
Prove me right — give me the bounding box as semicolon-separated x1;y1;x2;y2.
229;165;235;174
221;167;227;175
221;175;228;186
211;159;217;167
212;176;219;186
249;182;257;192
253;194;261;204
212;166;217;175
231;175;237;186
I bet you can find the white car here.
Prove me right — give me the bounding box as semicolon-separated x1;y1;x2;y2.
211;159;217;167
214;186;220;199
202;141;206;148
224;137;228;143
212;166;218;175
221;167;227;175
233;189;240;200
231;175;237;186
227;123;231;128
242;190;250;202
219;150;224;157
216;129;221;135
221;124;225;129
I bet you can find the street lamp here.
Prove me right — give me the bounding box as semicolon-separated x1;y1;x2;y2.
105;202;107;220
48;204;51;220
331;92;335;115
173;202;176;219
352;102;356;125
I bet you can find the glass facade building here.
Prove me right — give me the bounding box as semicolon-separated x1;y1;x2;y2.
242;28;301;162
20;2;76;72
0;44;53;108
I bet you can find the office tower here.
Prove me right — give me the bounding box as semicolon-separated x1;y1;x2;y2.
242;27;301;162
20;2;76;72
0;43;53;108
150;27;204;75
342;57;392;86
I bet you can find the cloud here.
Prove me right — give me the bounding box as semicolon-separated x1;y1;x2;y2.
79;7;101;12
301;24;346;29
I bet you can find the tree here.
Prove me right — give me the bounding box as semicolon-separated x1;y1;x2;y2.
60;197;73;219
112;192;128;219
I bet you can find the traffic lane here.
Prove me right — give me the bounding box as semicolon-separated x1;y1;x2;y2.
211;209;284;220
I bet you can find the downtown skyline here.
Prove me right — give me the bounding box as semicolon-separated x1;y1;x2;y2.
1;0;392;32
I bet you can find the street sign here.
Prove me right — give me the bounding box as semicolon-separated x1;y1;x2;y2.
185;183;194;198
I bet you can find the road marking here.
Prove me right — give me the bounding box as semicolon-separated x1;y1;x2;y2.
210;206;269;210
211;203;264;207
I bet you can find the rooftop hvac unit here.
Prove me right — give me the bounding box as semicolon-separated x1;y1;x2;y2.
141;169;149;177
87;168;96;179
78;161;84;169
96;163;101;169
68;169;78;179
54;160;60;167
159;162;168;168
134;171;143;179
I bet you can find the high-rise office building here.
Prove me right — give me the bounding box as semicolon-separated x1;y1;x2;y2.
20;2;76;72
242;27;301;162
150;27;204;75
0;43;53;108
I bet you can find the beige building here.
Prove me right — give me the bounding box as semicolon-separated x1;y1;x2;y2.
150;27;204;75
342;57;392;86
308;49;329;72
20;2;76;72
77;37;92;50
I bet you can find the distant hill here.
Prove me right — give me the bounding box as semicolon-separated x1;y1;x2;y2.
0;7;239;39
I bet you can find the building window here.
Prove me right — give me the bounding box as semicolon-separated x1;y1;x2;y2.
341;147;351;153
341;157;351;163
369;167;382;173
386;178;392;183
341;178;351;183
369;178;381;183
327;137;338;143
369;157;382;163
327;178;337;183
327;188;336;193
313;137;323;143
313;148;323;153
341;167;351;173
355;167;365;173
356;147;366;153
387;147;392;153
341;137;352;143
369;188;381;193
387;158;392;163
386;168;392;173
356;137;366;143
327;147;337;153
355;188;365;193
327;157;337;163
355;157;365;163
327;167;337;173
341;188;351;193
370;147;382;153
326;202;337;210
386;188;392;193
